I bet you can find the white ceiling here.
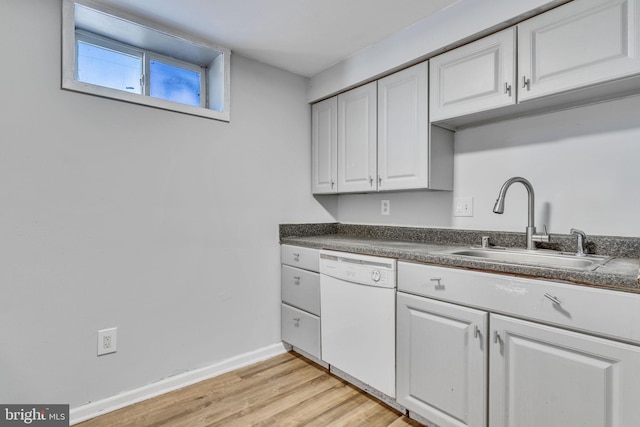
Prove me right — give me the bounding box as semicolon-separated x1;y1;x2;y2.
93;0;460;77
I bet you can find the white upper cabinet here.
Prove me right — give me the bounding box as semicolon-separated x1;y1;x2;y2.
311;97;337;194
337;82;377;193
430;28;516;122
311;62;453;194
518;0;640;102
378;62;431;191
428;0;640;128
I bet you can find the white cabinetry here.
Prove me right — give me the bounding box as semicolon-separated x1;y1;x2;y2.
430;0;640;128
430;28;516;123
337;81;377;193
280;245;322;360
378;62;452;191
490;314;640;427
311;97;337;194
518;0;640;102
397;262;640;427
311;62;453;194
397;293;487;427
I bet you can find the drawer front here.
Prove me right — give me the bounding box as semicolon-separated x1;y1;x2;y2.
281;303;321;358
281;245;320;272
281;265;320;315
399;261;640;345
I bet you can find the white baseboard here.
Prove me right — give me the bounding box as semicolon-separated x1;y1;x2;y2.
70;342;288;425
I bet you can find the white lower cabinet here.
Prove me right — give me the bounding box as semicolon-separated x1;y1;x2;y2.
490;314;640;427
281;303;321;358
397;262;640;427
397;293;488;427
281;245;321;360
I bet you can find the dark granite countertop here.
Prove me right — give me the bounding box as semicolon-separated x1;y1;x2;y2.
280;223;640;293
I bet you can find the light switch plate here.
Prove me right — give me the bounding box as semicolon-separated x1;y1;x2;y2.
454;197;473;217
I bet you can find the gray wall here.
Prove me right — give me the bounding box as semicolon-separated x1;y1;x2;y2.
0;0;333;407
334;95;640;238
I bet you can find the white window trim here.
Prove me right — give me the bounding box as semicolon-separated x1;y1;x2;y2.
62;0;231;122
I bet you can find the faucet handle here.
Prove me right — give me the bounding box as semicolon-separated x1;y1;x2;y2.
570;228;586;238
531;224;550;244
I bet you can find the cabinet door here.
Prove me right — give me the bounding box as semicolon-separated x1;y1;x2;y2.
490;314;640;427
377;62;430;191
518;0;640;102
397;292;488;427
337;82;377;193
311;97;338;194
430;28;516;122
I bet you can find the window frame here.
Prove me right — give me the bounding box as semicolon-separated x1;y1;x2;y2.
62;0;230;121
75;30;145;94
145;54;207;109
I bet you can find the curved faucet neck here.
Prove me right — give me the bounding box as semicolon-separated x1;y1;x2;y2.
495;177;535;228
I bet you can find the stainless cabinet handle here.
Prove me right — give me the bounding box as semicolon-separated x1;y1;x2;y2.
544;293;562;305
504;82;512;96
293;317;300;327
522;76;530;90
293;276;301;285
430;277;444;290
293;253;300;262
369;176;374;186
493;330;500;344
378;175;382;186
474;325;480;338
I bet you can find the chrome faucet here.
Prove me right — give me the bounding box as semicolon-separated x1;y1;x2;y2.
493;177;550;250
570;228;587;256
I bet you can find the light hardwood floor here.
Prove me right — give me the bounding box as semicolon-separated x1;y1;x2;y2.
77;351;425;427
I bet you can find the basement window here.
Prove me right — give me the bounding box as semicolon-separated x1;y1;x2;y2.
62;0;230;121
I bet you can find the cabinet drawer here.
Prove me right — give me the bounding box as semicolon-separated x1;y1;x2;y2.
281;265;320;316
281;303;321;359
399;261;640;345
281;245;319;272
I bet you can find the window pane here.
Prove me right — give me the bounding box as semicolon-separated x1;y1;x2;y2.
149;60;201;107
77;41;142;93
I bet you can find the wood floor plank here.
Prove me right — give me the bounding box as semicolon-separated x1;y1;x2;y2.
166;360;326;426
76;351;426;427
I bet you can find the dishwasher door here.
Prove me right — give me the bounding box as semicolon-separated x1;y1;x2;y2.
320;274;396;397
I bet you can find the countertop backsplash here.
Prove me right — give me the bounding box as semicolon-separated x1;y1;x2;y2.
280;223;640;258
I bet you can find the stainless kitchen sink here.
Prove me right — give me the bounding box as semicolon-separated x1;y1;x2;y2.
438;247;611;271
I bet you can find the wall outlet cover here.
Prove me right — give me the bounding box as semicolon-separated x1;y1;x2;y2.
97;327;118;356
381;200;390;215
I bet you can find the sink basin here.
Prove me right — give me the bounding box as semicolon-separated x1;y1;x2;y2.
438;247;611;271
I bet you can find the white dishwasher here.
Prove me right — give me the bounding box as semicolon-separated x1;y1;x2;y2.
320;250;397;398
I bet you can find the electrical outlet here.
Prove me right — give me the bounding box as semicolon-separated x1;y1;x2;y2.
454;197;474;217
381;200;390;215
97;327;117;356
